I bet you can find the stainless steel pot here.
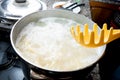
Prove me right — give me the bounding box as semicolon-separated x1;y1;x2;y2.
10;9;106;79
0;0;45;20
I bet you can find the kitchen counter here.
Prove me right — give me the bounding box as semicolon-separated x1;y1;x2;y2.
41;0;92;18
41;0;120;23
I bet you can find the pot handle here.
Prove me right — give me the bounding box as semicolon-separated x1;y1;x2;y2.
15;0;26;3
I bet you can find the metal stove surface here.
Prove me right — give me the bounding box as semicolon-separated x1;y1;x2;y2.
0;40;26;80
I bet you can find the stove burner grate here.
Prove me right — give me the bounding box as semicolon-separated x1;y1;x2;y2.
0;43;17;70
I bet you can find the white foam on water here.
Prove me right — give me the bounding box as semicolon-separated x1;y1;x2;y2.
15;17;101;71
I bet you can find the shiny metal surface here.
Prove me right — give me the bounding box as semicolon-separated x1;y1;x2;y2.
0;0;46;20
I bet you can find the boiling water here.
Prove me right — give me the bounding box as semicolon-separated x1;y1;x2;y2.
15;17;102;71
